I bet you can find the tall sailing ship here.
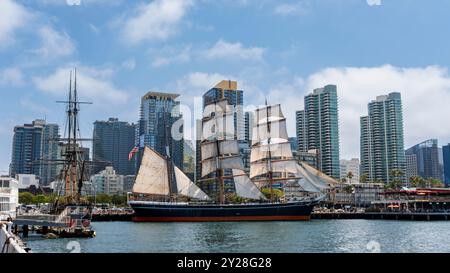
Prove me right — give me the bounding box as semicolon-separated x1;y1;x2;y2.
128;98;337;222
49;70;95;237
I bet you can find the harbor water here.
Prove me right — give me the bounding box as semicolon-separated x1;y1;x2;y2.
22;220;450;253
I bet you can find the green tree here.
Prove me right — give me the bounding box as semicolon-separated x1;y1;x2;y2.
261;188;283;200
96;193;112;204
427;178;444;188
111;195;127;206
360;174;368;184
32;194;47;204
388;169;405;190
409;176;426;188
19;192;34;205
341;178;347;184
347;171;354;184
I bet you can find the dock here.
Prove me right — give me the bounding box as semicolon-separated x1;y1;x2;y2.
312;211;450;221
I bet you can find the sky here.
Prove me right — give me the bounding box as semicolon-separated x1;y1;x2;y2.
1;0;450;173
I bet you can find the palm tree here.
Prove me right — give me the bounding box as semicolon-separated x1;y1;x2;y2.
360;174;368;184
389;169;405;190
347;171;354;185
409;176;425;188
341;177;347;184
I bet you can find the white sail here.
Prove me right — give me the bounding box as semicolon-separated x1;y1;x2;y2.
297;162;337;189
250;142;293;163
201;140;240;161
202;112;235;141
203;99;230;118
250;159;298;179
174;166;210;200
251;119;289;145
232;169;267;200
254;104;285;125
202;156;245;177
296;179;322;193
132;147;169;196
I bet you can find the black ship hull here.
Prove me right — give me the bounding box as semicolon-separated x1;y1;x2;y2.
129;200;319;222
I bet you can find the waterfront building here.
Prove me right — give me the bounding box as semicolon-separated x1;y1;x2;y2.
296;85;340;179
10;120;59;185
405;139;442;181
443;144;450;186
340;158;360;184
360;92;406;184
406;154;418;181
15;174;39;190
90;166;124;195
93;118;136;175
331;183;384;207
123;175;136;193
137;92;184;170
0;177;19;218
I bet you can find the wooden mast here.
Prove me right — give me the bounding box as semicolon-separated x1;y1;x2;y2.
265;99;274;203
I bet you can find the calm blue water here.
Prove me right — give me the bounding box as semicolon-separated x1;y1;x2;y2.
23;220;450;253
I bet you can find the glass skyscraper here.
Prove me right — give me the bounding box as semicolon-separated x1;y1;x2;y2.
360;92;406;184
296;85;341;180
93;118;136;175
138;92;184;170
10;120;59;185
443;144;450;186
405;139;442;181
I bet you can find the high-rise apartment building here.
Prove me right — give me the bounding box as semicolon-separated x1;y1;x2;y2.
296;85;340;179
10;120;59;185
137;92;184;170
360;92;406;184
93;118;136;175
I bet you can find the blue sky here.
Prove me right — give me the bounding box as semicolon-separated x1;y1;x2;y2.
1;0;450;173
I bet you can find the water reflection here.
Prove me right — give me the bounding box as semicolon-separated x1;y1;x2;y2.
23;220;450;253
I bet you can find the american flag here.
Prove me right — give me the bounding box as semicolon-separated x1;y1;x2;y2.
128;146;139;161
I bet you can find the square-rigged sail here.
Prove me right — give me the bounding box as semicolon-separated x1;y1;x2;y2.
200;99;266;201
250;104;334;193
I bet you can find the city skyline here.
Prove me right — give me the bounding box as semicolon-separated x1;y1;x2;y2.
2;0;450;173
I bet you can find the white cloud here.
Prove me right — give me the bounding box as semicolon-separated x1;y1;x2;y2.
304;65;450;159
150;45;192;68
119;0;194;44
0;68;24;86
204;40;265;61
122;58;136;70
33;26;76;59
33;65;129;104
274;1;310;16
0;0;31;48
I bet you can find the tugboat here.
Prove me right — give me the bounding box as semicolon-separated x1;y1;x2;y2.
128;97;337;222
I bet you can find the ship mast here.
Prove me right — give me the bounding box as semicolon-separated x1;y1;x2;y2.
265;99;274;202
55;69;92;205
199;98;248;204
